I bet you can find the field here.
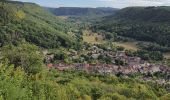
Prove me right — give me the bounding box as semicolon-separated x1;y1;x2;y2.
83;30;104;44
58;16;68;20
114;42;139;51
163;52;170;59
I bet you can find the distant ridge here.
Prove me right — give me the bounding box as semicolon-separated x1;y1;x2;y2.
46;7;119;16
113;6;170;22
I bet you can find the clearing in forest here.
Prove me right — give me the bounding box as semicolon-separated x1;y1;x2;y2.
83;30;104;44
163;52;170;59
114;42;139;51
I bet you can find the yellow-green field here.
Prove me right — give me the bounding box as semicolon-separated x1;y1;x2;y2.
114;42;139;51
163;52;170;59
83;30;104;44
58;16;68;20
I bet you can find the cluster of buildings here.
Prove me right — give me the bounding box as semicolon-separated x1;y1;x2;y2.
46;46;170;84
47;50;170;75
47;61;170;75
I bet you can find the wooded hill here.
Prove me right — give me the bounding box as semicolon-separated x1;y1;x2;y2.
94;6;170;48
0;1;76;48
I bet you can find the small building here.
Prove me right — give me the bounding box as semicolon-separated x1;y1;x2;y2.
45;54;54;63
47;63;53;69
148;65;161;73
115;51;127;58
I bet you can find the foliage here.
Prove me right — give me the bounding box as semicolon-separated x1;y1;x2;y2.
0;64;168;100
160;93;170;100
136;50;163;61
137;42;170;52
2;43;44;74
125;50;164;61
94;6;170;49
0;1;77;48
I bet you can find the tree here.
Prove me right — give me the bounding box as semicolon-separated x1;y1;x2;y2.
99;93;127;100
14;10;25;20
149;51;163;61
2;43;44;74
0;61;29;100
115;59;125;66
161;93;170;100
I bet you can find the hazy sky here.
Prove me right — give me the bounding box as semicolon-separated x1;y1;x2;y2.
12;0;170;8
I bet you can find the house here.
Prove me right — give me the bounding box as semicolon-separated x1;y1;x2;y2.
43;50;48;55
47;63;53;69
127;57;141;66
98;66;113;74
91;46;99;54
91;54;100;59
75;63;88;71
138;67;145;73
114;51;128;64
115;51;127;58
148;65;161;73
45;54;54;63
69;50;78;56
160;65;170;73
54;63;73;71
112;65;119;74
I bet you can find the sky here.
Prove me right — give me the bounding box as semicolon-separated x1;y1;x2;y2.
12;0;170;8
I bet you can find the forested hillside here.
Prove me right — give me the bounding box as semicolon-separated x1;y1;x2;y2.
0;1;76;48
94;6;170;48
114;6;170;22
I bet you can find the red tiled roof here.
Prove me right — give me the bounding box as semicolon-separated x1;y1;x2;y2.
47;64;53;68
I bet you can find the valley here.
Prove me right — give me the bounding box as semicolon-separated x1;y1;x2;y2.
0;0;170;100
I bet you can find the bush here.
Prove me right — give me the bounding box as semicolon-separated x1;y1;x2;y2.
2;43;44;74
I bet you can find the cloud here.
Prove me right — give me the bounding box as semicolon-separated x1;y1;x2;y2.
96;0;170;8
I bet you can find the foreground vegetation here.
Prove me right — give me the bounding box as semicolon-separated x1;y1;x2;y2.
0;62;169;100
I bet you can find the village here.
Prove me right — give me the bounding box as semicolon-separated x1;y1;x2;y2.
47;53;170;74
46;46;170;83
